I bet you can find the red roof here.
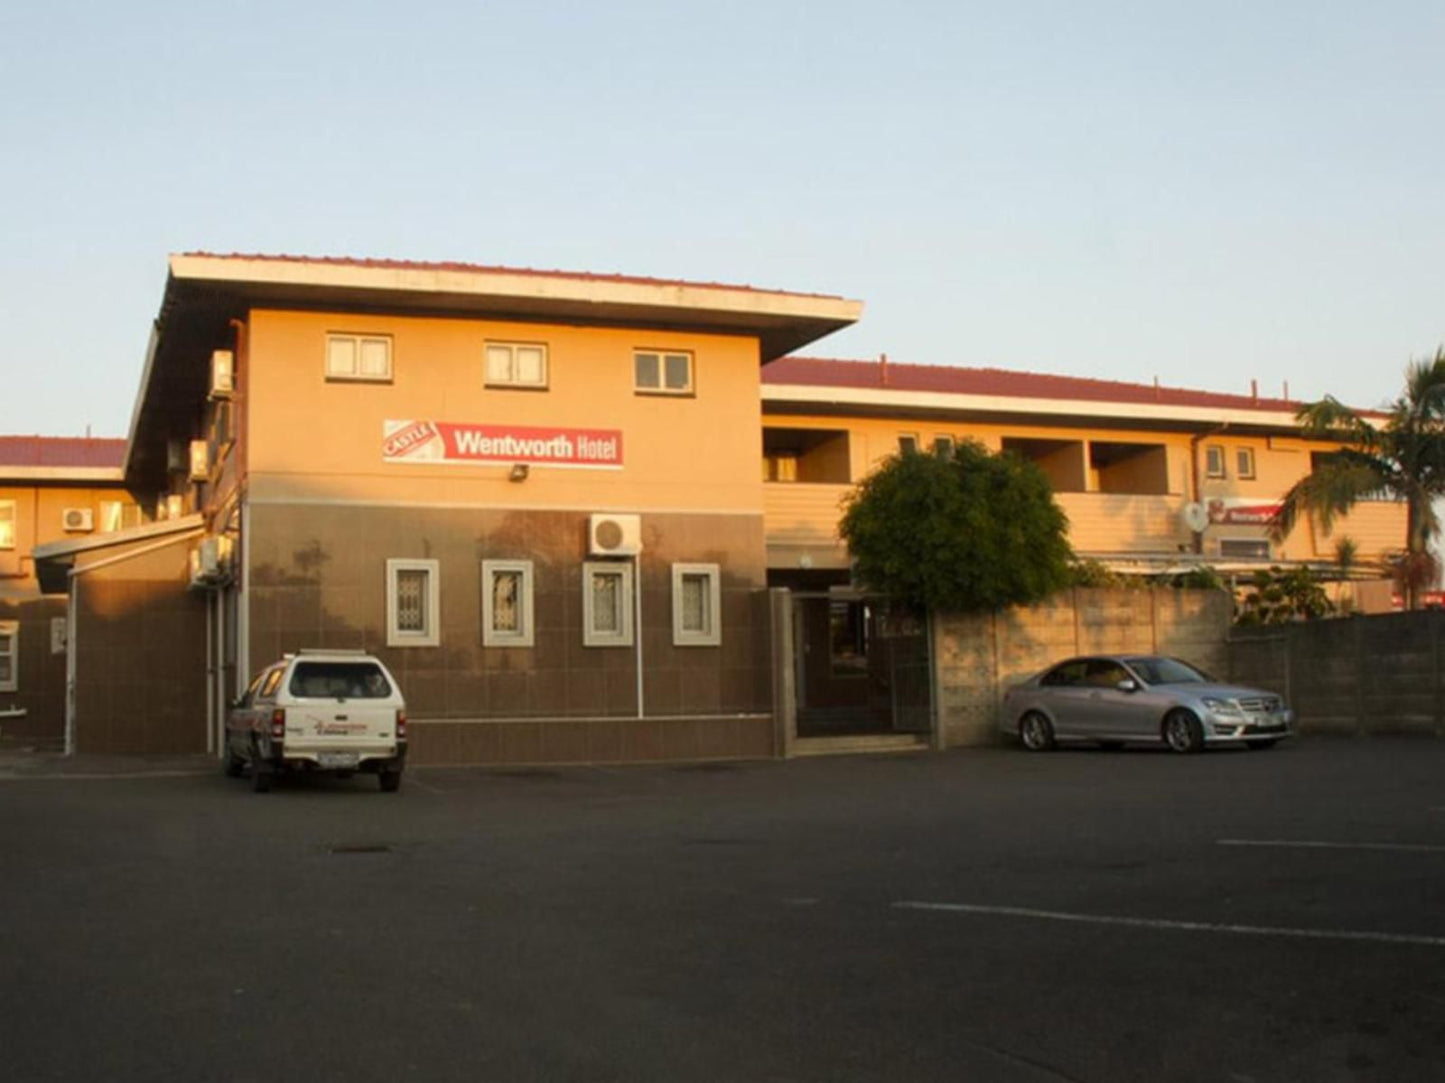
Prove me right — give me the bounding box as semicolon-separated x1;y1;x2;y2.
180;252;848;302
0;436;127;469
763;357;1301;414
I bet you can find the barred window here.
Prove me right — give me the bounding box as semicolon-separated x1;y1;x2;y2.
386;559;439;647
671;563;721;647
482;560;534;647
583;562;633;647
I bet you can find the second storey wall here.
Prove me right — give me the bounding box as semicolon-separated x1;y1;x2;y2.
245;310;767;515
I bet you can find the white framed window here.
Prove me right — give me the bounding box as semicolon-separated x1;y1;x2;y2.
0;620;16;692
1236;447;1257;479
386;558;440;647
99;500;142;533
583;561;634;647
897;434;920;456
1205;444;1226;479
0;500;14;549
932;435;956;458
671;563;721;647
326;333;393;382
484;341;548;389
482;560;535;647
634;350;694;395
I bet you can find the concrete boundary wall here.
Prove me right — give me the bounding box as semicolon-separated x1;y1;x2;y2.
1230;612;1445;737
934;588;1232;746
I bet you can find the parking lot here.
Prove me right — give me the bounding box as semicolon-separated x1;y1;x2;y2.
2;738;1443;1081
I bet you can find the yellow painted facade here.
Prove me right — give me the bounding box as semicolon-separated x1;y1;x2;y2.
760;412;1407;570
245;310;765;515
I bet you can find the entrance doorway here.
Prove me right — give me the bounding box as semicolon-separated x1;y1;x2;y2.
790;591;932;738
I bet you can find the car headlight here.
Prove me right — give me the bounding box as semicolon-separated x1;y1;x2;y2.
1202;697;1243;716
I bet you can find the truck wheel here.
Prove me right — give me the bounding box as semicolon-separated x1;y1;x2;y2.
379;769;402;793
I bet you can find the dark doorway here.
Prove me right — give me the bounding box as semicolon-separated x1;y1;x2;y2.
790;592;932;738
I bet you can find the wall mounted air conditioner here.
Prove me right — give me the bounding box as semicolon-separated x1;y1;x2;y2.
189;439;209;481
62;507;94;532
210;350;234;399
588;513;642;557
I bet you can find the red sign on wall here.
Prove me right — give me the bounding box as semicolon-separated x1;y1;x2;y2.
1207;499;1281;525
382;420;623;468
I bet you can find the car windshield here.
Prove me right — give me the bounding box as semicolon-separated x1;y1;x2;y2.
1125;656;1211;685
288;661;392;699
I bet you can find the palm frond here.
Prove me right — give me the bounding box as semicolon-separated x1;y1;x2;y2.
1295;396;1379;446
1269;456;1392;541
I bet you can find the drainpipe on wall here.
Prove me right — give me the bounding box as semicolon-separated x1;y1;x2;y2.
1188;424;1229;555
634;552;645;719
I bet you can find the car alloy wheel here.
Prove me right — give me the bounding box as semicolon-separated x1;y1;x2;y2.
1163;710;1203;754
1020;711;1055;752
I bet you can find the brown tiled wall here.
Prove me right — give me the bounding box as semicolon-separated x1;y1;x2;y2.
74;542;209;754
0;595;67;745
246;505;776;762
409;715;775;766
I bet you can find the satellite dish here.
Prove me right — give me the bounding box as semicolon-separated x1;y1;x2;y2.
1181;502;1210;533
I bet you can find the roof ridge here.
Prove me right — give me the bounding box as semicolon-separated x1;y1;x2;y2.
771;355;1299;409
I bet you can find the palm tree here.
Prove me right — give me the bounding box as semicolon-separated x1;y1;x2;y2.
1270;347;1445;609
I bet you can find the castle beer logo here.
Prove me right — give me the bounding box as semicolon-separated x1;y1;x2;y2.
383;420;623;469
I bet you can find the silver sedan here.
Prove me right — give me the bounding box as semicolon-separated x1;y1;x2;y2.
1002;655;1293;753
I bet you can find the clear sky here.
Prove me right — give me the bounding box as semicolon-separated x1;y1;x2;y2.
2;1;1441;437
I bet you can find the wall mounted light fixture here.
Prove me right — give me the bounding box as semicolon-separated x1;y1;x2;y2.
508;463;530;482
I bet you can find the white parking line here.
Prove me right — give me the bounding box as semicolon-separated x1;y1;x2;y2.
892;901;1445;948
1217;838;1445;854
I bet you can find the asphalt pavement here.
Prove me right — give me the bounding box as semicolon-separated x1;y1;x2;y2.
2;738;1443;1081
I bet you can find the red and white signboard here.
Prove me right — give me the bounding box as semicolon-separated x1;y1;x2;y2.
382;420;623;469
1207;498;1281;526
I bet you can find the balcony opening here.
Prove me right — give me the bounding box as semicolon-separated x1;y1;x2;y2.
1001;437;1087;493
1089;442;1170;495
762;428;851;484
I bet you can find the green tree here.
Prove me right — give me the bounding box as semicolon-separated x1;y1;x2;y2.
1271;347;1445;609
838;440;1073;612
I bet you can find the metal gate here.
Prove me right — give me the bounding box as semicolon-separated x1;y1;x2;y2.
790;591;932;738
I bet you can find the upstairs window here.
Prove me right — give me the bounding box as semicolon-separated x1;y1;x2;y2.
897;435;920;456
386;558;440;647
485;342;548;389
0;500;14;549
327;333;392;382
932;436;956;458
1236;447;1257;479
634;350;693;395
671;563;721;647
1205;444;1226;479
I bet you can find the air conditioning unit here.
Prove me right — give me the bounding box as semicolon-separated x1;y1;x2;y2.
210;350;234;398
589;513;642;556
189;535;235;588
189;439;209;481
62;507;94;532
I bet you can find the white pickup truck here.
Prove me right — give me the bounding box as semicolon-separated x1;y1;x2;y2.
225;650;407;792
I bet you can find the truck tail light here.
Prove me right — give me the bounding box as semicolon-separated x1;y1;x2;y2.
270;708;285;739
395;709;407;739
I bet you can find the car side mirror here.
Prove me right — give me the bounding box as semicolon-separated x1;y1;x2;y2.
1116;678;1139;693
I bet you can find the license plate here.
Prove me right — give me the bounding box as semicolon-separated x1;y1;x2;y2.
317;752;359;770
